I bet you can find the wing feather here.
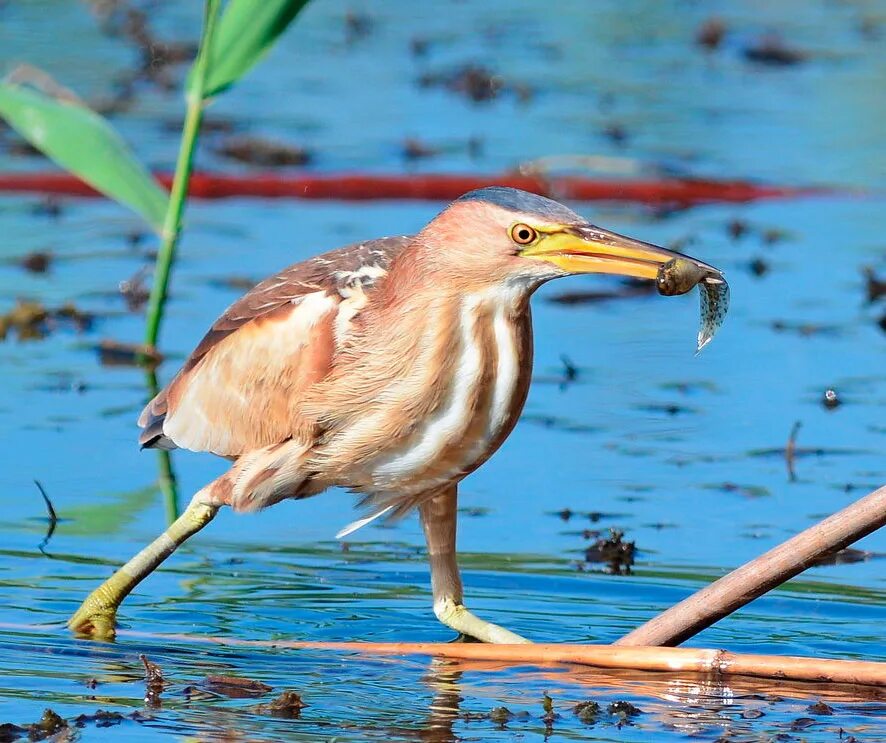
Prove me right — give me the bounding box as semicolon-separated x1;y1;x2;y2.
138;236;411;456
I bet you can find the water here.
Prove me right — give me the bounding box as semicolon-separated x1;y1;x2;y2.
0;0;884;740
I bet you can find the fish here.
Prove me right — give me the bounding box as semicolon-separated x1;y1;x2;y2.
696;276;729;353
656;258;729;353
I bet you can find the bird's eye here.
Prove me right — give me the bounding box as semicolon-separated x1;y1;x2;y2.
510;223;538;245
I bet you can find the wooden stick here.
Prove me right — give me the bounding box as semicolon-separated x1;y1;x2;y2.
113;630;886;688
616;485;886;647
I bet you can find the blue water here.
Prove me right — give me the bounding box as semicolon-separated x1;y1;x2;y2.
0;1;883;740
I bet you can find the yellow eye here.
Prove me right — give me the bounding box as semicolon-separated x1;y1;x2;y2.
510;223;538;245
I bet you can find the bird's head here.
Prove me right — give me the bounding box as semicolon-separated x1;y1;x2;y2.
419;186;722;292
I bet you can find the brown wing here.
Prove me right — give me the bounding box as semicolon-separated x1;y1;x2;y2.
138;236;411;456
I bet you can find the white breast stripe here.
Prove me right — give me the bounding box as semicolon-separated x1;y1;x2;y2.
488;304;519;437
372;296;483;481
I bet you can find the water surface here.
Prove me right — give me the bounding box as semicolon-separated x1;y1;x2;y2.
0;1;884;740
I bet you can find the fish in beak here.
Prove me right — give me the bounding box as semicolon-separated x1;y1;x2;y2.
522;223;729;351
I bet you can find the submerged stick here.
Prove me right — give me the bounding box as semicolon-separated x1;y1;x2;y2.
616;485;886;648
0;621;880;688
33;479;57;555
112;630;886;688
0;171;826;205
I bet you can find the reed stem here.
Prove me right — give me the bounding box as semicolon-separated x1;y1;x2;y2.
143;0;220;348
616;485;886;647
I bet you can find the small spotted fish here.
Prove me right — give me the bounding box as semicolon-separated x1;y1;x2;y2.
656;257;729;354
696;276;729;353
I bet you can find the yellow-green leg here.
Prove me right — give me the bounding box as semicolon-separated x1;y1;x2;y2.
419;486;531;644
67;499;218;638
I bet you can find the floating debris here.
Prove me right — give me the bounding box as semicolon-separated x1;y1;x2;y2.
488;706;513;726
410;36;430;58
762;227;789;244
162;116;238;135
32;710;66;740
541;692;558;730
771;320;840;337
119;267;150;311
251;691;307;718
96;339;162;368
202;675;273;698
812;547;879;567
584;528;635;574
609;700;642;728
708;481;770;499
608;701;642;717
727;218;748;240
215;136;312;167
0;299;93;341
807;701;834;716
73;710;125;728
344;10;373;44
31;196;63;219
19;251;52;274
743;35;807;66
208;275;259;292
457;506;489;517
602;123;628;145
638;402;694;416
696;18;726;50
139;654;164;707
748;257;769;277
418;64;529;104
790;716;817;730
822;388;841;410
401;138;439;161
863;266;886;303
573;701;600;724
0;721;28;740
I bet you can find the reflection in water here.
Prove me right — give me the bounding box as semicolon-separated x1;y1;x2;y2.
420;660;463;743
145;368;179;523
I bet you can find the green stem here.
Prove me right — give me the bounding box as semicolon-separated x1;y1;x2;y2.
143;0;221;348
146;368;179;524
157;449;179;523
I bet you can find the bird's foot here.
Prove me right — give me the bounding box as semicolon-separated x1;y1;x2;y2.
67;576;129;639
434;597;531;644
67;602;117;639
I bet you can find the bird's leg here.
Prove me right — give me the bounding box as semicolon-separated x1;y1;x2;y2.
419;486;530;644
67;493;219;638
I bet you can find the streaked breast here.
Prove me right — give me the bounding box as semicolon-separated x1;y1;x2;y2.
367;284;530;492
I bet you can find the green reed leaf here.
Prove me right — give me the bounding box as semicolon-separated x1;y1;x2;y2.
196;0;311;98
0;83;168;229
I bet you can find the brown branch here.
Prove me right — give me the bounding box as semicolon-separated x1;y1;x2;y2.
616;485;886;648
113;630;886;687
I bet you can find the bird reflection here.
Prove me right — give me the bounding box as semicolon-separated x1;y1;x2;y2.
418;659;464;743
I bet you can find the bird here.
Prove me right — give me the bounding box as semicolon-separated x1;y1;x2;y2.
68;186;722;642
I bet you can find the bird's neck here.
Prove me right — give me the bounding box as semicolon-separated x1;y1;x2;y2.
381;244;541;314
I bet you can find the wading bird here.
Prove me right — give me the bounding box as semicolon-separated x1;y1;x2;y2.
69;187;722;642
